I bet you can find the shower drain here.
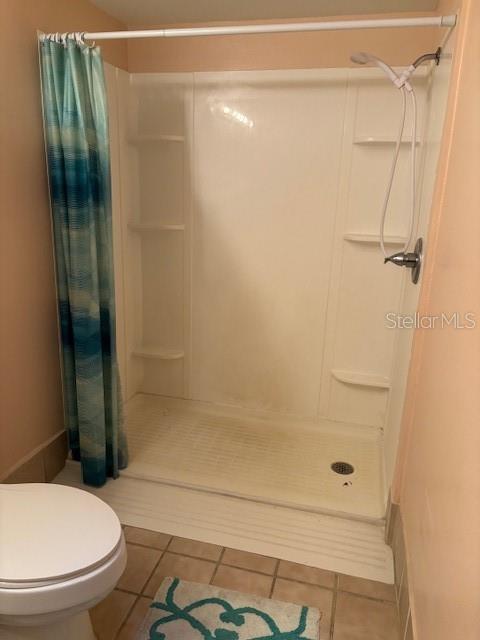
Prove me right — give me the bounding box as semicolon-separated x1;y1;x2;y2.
331;461;354;475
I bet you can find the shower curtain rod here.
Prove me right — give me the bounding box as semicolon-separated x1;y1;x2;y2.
42;14;457;42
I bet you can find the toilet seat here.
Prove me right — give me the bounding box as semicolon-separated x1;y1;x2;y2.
0;484;122;588
0;484;127;621
0;537;127;620
0;539;123;589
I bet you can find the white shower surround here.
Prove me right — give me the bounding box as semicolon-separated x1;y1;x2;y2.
104;60;450;519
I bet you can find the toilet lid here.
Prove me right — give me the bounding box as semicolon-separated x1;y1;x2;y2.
0;484;122;584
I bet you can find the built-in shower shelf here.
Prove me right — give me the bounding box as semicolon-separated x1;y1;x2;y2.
344;233;406;245
331;369;391;389
128;222;185;232
132;348;185;360
353;136;420;146
129;134;185;144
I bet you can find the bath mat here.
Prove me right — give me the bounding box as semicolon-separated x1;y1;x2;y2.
139;577;319;639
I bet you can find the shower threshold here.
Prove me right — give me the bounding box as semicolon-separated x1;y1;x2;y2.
123;394;385;522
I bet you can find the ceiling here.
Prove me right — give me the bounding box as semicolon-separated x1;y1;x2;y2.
91;0;439;27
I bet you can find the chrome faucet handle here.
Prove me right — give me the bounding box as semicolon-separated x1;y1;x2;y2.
384;238;423;284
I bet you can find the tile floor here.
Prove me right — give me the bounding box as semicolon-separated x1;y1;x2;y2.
90;526;400;639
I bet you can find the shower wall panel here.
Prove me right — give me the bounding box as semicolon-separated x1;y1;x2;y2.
111;73;194;399
319;72;428;429
383;37;454;485
191;70;347;415
107;65;443;436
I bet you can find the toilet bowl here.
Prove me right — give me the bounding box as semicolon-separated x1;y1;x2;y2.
0;483;127;639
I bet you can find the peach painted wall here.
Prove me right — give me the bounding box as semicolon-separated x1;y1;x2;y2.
0;1;127;479
393;0;480;638
127;12;444;73
437;0;462;15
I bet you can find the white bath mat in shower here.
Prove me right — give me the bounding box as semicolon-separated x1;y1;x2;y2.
138;577;319;639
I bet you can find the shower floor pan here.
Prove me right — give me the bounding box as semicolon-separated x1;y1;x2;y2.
123;394;385;521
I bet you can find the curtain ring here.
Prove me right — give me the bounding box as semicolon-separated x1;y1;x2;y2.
78;31;95;48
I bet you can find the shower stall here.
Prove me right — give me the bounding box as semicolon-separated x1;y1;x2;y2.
57;20;454;581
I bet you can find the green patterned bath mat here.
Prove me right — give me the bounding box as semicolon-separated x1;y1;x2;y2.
139;577;319;639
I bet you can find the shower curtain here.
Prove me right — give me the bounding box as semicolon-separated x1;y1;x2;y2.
40;38;128;486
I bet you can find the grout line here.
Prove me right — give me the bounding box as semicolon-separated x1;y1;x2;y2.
159;548;221;566
111;535;398;640
124;540;171;551
116;587;145;597
220;560;279;578
329;574;339;640
266;574;335;593
210;547;226;584
138;537;173;597
336;588;396;604
124;534;395;603
124;542;395;603
268;559;280;598
143;547;276;578
114;593;139;640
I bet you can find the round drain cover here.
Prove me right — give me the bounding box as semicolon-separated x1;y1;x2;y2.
331;461;354;475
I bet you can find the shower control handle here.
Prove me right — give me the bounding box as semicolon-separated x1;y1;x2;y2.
384;252;418;268
384;238;423;284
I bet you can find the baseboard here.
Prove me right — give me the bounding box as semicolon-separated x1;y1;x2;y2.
389;502;413;640
1;430;68;484
385;492;399;545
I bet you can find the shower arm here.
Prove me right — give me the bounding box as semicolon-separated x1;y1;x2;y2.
397;47;442;88
412;47;442;68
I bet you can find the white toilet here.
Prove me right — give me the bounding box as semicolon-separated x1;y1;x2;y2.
0;483;127;639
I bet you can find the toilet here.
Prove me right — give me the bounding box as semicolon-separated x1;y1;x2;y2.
0;483;127;639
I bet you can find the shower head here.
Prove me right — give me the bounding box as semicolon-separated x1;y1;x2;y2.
350;51;403;88
350;51;371;65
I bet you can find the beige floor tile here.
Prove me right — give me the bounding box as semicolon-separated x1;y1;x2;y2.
338;574;396;602
222;548;278;575
124;526;171;550
117;596;153;640
144;552;216;598
212;565;273;598
168;536;223;561
272;578;333;628
333;592;400;640
277;560;335;589
117;543;163;594
89;589;136;640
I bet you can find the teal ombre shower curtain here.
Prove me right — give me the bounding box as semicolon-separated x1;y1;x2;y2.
40;38;127;486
